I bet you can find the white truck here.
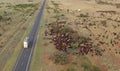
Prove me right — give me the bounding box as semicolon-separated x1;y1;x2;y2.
23;37;29;48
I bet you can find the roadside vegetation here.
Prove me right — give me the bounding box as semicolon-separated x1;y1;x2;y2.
0;2;40;71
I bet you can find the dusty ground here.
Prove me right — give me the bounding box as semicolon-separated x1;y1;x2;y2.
0;0;120;71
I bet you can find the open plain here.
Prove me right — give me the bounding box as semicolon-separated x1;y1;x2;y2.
0;0;120;71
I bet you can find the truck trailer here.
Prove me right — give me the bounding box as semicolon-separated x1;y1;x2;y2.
23;37;29;48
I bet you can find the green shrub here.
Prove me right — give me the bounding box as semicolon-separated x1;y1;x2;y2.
15;4;36;8
81;62;92;71
71;43;78;49
54;52;69;65
80;56;101;71
67;67;76;71
60;70;65;71
81;62;101;71
93;66;101;71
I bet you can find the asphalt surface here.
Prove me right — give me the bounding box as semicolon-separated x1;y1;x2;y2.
13;0;46;71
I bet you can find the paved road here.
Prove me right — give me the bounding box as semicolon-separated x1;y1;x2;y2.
13;0;46;71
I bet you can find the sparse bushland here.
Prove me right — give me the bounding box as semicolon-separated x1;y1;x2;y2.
14;3;37;8
13;3;39;14
95;0;113;5
95;0;120;8
67;67;76;71
47;20;103;56
81;56;101;71
44;1;102;71
0;2;40;71
31;0;120;71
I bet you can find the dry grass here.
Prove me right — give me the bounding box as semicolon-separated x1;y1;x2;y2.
26;0;120;71
35;0;120;71
0;0;40;4
54;0;120;71
0;1;41;71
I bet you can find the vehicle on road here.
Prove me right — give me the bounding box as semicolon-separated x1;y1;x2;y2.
23;37;29;48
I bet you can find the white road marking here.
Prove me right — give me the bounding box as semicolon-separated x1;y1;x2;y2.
26;0;46;71
25;43;34;71
13;49;24;71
